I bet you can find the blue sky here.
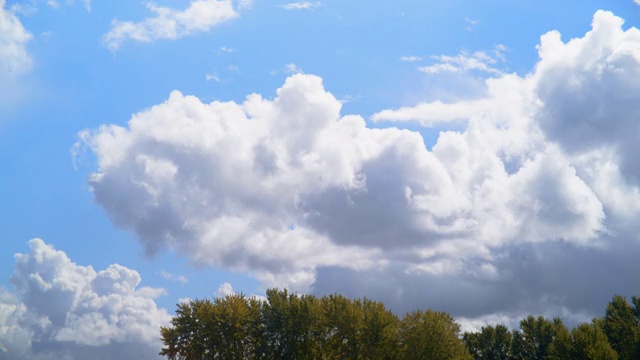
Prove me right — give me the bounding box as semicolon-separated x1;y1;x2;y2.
3;0;640;358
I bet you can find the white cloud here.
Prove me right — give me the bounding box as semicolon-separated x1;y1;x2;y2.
465;17;479;25
103;0;238;51
635;0;640;5
464;17;479;31
159;271;188;284
0;0;32;77
456;307;592;333
218;45;235;53
214;282;267;302
285;62;303;73
81;10;640;326
205;73;221;82
0;239;170;359
281;1;322;10
237;0;253;9
79;70;598;291
419;45;507;75
371;72;527;126
215;282;235;298
400;55;422;62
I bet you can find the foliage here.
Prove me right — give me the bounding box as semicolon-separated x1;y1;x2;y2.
510;316;565;360
161;292;640;360
463;324;512;360
399;309;471;360
603;295;640;360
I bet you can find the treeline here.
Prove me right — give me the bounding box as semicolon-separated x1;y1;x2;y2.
160;290;640;360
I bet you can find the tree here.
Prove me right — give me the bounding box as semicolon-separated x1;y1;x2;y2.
207;294;263;360
159;295;264;360
359;298;400;360
320;294;364;359
464;324;512;360
262;288;304;359
511;316;564;360
572;320;618;360
160;299;216;360
547;320;572;360
399;309;472;360
603;295;640;360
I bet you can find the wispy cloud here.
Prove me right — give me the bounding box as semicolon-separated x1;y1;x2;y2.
218;45;236;53
400;55;422;63
103;0;238;51
281;1;323;10
286;63;303;73
159;270;188;284
270;63;304;75
205;73;221;82
464;16;479;31
419;45;507;75
238;0;253;9
0;1;33;77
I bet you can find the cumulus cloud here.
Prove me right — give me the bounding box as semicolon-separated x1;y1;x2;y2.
79;74;386;290
81;9;640;327
0;239;170;359
0;0;32;77
103;0;238;51
215;282;235;298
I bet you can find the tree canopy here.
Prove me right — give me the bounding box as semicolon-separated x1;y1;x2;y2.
161;292;640;360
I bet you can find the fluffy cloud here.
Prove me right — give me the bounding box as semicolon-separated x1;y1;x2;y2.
79;74;386;290
215;282;235;298
82;9;640;327
0;0;32;76
0;239;170;360
103;0;238;51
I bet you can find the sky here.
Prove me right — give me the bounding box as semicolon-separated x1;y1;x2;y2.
2;0;640;358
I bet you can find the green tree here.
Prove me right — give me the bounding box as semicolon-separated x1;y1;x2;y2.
399;309;472;360
511;316;564;360
572;320;618;360
262;288;327;359
359;298;400;360
603;295;640;360
207;294;263;359
160;299;216;360
320;294;364;359
547;320;572;360
549;318;617;360
464;324;512;360
263;288;303;359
